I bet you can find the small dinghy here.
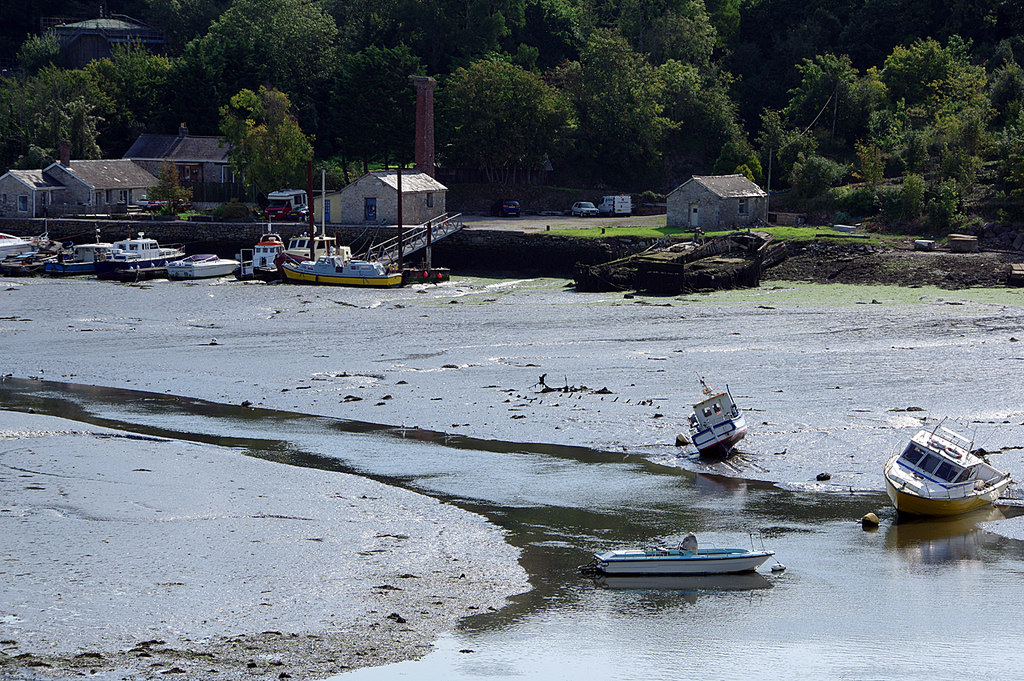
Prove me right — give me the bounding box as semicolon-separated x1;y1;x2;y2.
579;533;774;577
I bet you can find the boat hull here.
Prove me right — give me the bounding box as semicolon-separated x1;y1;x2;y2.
95;257;178;280
43;261;96;275
884;473;1010;517
167;261;240;279
280;262;403;288
593;549;774;576
693;417;747;458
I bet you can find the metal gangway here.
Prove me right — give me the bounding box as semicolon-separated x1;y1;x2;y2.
364;213;463;267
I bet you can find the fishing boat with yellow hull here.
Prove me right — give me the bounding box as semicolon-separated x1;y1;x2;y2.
883;424;1011;517
279;247;402;288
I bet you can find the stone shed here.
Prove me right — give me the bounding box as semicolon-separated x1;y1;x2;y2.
667;174;767;230
317;170;447;225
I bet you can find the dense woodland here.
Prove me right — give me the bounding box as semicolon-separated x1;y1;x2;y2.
3;0;1024;228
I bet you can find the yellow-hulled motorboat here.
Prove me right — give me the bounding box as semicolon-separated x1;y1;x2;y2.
884;424;1011;517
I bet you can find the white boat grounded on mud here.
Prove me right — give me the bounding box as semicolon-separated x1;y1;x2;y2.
579;534;775;577
884;423;1012;517
166;254;240;279
688;380;747;458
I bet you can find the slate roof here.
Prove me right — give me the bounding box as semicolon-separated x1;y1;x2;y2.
123;134;230;163
680;174;766;199
48;159;157;189
3;170;64;190
372;170;447;193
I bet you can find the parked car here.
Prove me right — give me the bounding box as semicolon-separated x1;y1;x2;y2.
490;199;521;217
133;195;166;211
571;201;599;217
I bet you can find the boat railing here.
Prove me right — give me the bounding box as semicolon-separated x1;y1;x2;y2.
364;213;464;266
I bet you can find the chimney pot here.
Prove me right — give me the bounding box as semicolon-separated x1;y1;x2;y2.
59;140;71;166
178;122;188;137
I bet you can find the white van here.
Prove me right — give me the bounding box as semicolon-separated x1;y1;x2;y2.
598;195;632;216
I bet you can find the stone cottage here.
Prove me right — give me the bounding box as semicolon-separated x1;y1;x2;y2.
0;149;156;217
667;174;767;230
315;170;447;225
123;124;232;185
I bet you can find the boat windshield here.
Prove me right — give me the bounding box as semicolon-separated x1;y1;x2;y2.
902;443;967;483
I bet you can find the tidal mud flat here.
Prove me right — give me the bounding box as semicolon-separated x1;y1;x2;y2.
3;275;1024;679
2;275;1023;488
0;410;527;680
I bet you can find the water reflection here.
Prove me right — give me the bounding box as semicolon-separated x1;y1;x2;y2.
885;506;1013;563
588;571;772;593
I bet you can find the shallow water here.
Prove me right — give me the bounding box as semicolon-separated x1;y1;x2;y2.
4;380;1024;681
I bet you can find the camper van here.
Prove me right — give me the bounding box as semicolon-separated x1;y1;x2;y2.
264;189;309;221
598;195;632;216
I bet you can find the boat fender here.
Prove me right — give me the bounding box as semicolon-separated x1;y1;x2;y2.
860;512;879;529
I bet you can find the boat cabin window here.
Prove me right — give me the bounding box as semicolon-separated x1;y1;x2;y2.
918;453;942;474
713;403;722;414
900;445;925;465
703;407;712;417
954;468;973;484
933;461;958;482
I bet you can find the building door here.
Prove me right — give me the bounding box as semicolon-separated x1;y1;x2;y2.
364;197;376;222
689;203;699;227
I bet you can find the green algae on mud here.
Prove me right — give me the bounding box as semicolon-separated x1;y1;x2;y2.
673;281;1024;307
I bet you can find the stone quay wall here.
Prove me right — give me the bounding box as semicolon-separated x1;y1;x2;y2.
0;217;663;277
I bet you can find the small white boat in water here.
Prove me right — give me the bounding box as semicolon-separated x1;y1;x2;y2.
167;253;240;279
884;423;1012;517
580;534;774;576
688;380;747;458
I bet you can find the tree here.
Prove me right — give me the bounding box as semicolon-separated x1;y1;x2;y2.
149;161;193;214
552;29;669;186
438;58;571;184
329;45;424;170
219;87;313;195
6;66;104;167
85;43;175;156
178;0;338;134
788;152;848;199
853;141;885;188
618;0;718;67
17;33;64;74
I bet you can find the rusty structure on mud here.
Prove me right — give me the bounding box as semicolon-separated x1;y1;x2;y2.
573;231;788;294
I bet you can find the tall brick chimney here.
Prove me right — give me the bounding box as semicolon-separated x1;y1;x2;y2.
410;76;436;178
59;140;70;166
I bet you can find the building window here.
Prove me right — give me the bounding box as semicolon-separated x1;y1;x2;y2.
738;198;748;215
2;193;7;204
18;195;28;211
426;192;433;208
119;190;129;204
